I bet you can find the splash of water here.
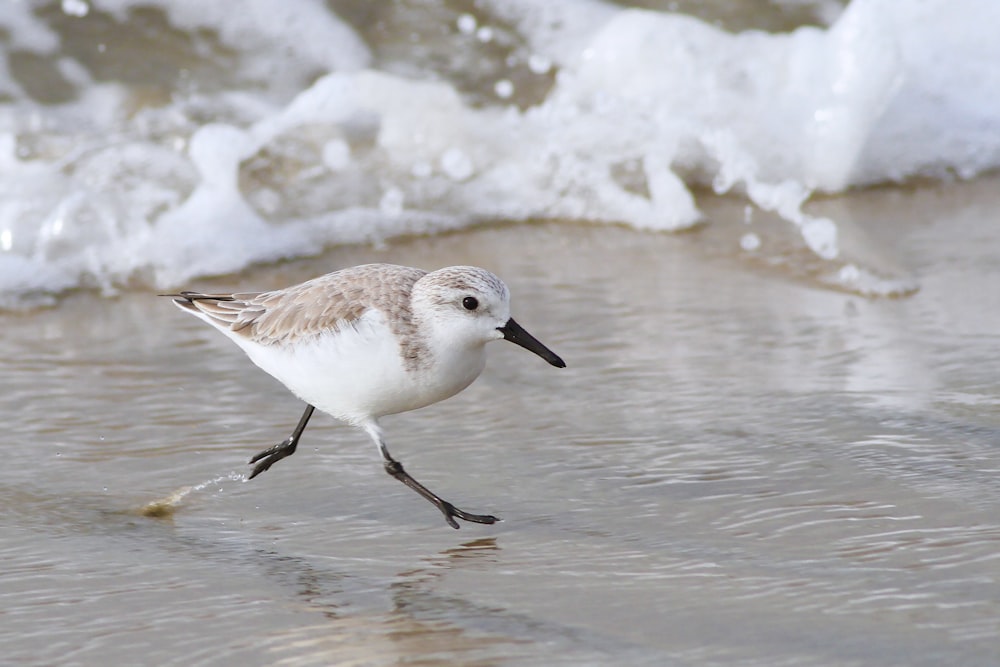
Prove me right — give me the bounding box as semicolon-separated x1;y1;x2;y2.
139;471;246;519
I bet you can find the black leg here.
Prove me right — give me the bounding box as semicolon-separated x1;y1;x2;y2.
381;453;499;529
247;404;315;479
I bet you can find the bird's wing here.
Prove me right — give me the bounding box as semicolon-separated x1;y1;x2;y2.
167;264;427;346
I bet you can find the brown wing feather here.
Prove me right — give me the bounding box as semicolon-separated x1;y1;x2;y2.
170;264;427;347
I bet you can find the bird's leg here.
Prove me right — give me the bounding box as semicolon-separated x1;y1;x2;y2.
364;423;498;529
247;404;315;479
382;453;500;529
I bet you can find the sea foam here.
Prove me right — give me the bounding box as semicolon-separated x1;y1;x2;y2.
0;0;997;306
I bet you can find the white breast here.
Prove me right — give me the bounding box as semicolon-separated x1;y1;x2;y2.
232;309;486;424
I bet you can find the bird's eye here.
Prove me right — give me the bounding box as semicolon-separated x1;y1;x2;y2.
462;296;479;311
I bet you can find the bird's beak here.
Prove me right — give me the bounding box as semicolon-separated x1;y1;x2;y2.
497;318;566;368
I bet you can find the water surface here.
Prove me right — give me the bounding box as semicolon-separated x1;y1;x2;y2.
3;177;1000;665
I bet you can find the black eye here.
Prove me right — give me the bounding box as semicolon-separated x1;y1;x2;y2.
462;296;479;311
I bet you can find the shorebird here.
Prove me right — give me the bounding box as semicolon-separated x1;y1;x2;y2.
164;263;565;528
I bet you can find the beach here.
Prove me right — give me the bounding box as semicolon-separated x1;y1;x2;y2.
4;175;1000;664
2;1;1000;664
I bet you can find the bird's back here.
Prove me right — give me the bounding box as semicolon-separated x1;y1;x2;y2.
170;264;428;348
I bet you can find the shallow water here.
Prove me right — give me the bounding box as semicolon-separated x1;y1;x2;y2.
3;175;1000;665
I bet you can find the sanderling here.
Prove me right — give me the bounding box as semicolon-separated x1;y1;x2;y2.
163;263;565;528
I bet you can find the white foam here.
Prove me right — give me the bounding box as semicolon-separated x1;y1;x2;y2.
1;0;998;305
321;139;351;172
96;0;370;85
494;79;515;100
61;0;90;18
440;148;474;182
457;14;477;35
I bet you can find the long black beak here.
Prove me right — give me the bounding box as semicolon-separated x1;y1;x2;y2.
497;318;566;368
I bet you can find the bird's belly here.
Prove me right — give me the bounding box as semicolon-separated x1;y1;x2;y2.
239;317;483;423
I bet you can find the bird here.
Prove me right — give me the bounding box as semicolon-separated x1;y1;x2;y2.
162;263;566;528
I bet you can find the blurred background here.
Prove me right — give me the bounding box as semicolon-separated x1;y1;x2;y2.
3;1;1000;665
3;0;998;305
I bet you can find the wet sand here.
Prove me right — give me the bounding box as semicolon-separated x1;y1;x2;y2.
2;178;1000;665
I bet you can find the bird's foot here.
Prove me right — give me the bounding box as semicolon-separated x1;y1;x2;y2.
247;436;296;479
439;501;500;530
383;459;499;529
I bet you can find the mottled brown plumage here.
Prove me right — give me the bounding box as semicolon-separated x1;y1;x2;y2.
171;264;421;342
169;264;432;368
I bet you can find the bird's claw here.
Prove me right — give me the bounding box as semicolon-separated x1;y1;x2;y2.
440;501;500;529
247;437;295;479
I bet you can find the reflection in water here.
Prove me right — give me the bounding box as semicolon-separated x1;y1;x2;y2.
238;536;649;665
247;539;529;665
